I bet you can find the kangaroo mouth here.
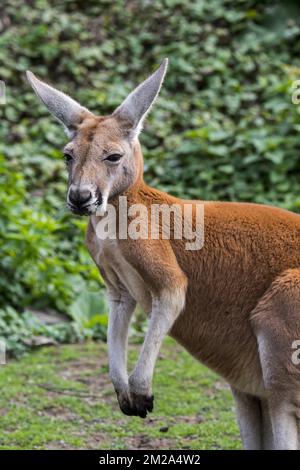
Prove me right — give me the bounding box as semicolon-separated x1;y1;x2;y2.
67;194;102;216
68;205;93;216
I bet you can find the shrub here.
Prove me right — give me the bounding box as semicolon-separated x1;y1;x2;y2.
1;0;300;353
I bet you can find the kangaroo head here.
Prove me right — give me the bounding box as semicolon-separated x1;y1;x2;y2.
27;59;168;215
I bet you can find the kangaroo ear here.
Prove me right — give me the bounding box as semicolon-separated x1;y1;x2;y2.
26;71;90;136
113;58;168;138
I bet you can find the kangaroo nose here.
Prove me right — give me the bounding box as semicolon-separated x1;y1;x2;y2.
68;186;92;207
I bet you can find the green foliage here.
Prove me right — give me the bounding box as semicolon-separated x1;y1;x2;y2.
69;291;108;339
0;151;106;354
0;306;83;357
0;154;99;312
1;0;300;353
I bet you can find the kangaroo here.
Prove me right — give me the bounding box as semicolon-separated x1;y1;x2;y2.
27;60;300;450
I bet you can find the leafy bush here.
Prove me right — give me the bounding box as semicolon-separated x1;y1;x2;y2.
0;306;83;357
0;153;107;355
1;0;300;354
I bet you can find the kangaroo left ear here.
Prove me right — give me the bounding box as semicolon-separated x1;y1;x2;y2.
26;71;91;137
113;58;168;139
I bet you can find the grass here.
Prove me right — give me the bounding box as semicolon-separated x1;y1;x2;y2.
0;338;240;450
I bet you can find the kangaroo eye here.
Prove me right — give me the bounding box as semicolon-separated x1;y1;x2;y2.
64;153;73;164
105;154;122;164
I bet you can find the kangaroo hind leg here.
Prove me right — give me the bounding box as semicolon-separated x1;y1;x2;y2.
252;268;300;450
231;388;263;449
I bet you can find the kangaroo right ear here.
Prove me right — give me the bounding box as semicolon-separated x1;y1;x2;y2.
113;58;168;139
26;71;90;137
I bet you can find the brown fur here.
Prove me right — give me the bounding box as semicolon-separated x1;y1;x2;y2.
80;118;300;399
28;65;300;448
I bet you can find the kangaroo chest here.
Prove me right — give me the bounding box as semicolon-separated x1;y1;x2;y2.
88;224;152;314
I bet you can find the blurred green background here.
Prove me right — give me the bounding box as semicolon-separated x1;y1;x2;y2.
1;0;300;354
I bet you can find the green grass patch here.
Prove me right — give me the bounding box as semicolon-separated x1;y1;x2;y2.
0;339;240;450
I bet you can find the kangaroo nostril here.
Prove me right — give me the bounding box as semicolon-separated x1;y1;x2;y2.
79;189;92;204
69;187;92;206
